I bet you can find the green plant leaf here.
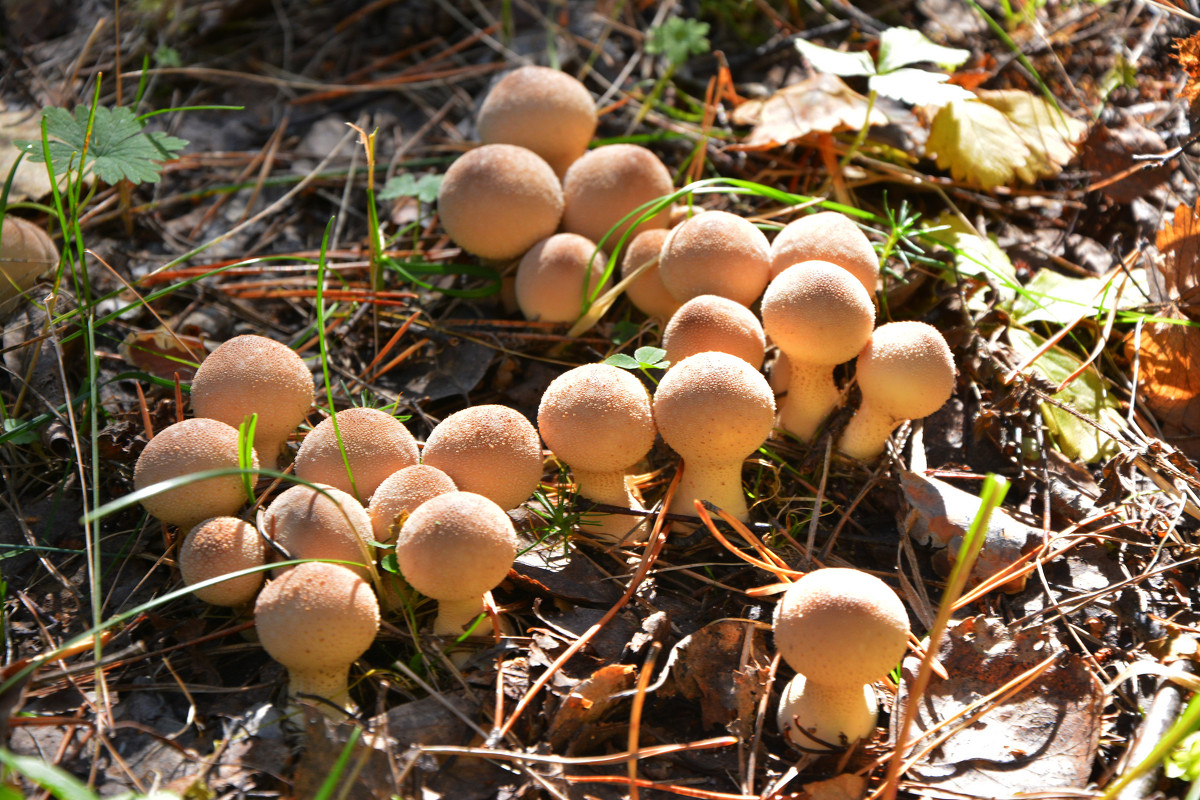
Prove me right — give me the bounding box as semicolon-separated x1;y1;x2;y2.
924;212;1018;308
869;68;974;107
633;346;668;367
794;38;875;77
645;17;710;66
379;172;443;203
603;353;641;369
2;418;38;445
0;748;97;800
876;26;970;73
1011;268;1145;327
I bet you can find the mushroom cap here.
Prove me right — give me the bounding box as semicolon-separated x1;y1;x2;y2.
254;561;379;675
652;351;775;466
769;211;879;294
772;568;909;687
421;405;543;510
537;363;656;474
760;261;875;367
179;516;267;607
437;144;564;261
262;484;374;578
294;407;419;502
477;65;597;178
514;233;610;323
133;418;257;530
394;491;518;602
190;334;314;467
561;144;673;247
368;464;457;544
619;228;679;319
0;216;58;311
857;321;956;421
662;294;766;369
658;210;771;307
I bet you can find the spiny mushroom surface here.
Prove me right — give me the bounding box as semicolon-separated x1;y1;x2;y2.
0;216;58;318
514;233;610;323
761;261;875;441
662;294;766;370
838;321;956;461
254;561;380;717
537;363;657;541
293;406;419;502
179;516;267;607
261;484;375;580
436;143;563;261
133;417;258;532
619;227;679;319
368;464;457;545
773;568;909;750
477;65;596;178
652;351;775;523
658;210;771;307
190;334;314;471
561;144;673;248
394;491;518;636
769;211;880;295
421;404;543;510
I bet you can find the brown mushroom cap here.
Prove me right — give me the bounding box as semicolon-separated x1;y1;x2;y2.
856;321;956;422
477;65;597;178
190;334;314;471
662;294;766;369
262;484;375;579
421;405;543;510
133;418;257;531
561;144;673;248
772;568;909;687
437;143;564;261
619;228;679;319
368;465;457;544
179;516;267;607
769;211;879;295
514;233;610;323
761;262;875;367
294;407;419;502
658;210;771;307
537;364;656;475
0;216;58;315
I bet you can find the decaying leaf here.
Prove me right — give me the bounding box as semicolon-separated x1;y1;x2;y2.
924;212;1017;310
1176;32;1200;106
793;773;867;800
119;329;210;382
1127;307;1200;457
0;104;55;201
894;616;1103;797
547;663;636;751
730;73;888;150
1010;268;1144;327
1153;199;1200;314
667;618;770;732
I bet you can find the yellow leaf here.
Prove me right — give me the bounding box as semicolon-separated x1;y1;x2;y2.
927;99;1033;189
978;89;1087;182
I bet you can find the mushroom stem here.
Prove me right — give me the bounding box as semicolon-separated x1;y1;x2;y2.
433;596;486;637
838;407;901;461
571;468;649;542
287;666;358;713
776;674;877;750
668;459;749;522
777;360;840;442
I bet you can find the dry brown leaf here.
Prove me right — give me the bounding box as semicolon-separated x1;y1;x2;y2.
547;663;636;751
1127;306;1200;452
1176;32;1200;105
0;103;55;202
1155;199;1200;313
730;73;888;150
668;618;769;730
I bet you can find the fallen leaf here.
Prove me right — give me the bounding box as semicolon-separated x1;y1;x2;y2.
667;618;769;731
1011;268;1144;327
979;90;1087;182
1154;199;1200;314
547;663;636;751
794;773;867;800
1126;306;1200;455
1176;32;1200;106
0;104;55;202
730;73;888;150
924;212;1017;311
1079;117;1171;203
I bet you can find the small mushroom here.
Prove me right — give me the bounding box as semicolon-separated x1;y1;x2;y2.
421;404;543;511
662;294;766;370
394;491;518;636
619;228;679;319
658;210;771;307
561;144;673;249
761;261;875;441
514;233;610;323
293;406;419;502
773;568;909;750
190;334;314;471
254;561;380;716
261;484;376;580
652;351;775;523
0;216;58;319
837;321;956;461
477;65;597;178
436;143;563;261
769;211;879;296
368;464;457;545
179;516;267;607
133;418;258;532
537;364;657;541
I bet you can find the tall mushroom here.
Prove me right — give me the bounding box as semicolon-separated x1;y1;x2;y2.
261;484;376;581
769;211;880;295
179;516;267;607
561;144;673;249
662;294;766;370
514;233;610;323
368;464;457;545
293;406;419;502
658;210;771;307
421;404;543;511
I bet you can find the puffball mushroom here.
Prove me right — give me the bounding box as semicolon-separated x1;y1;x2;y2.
179;516;267;607
653;351;776;523
658;210;771;307
293;407;419;502
368;464;457;544
761;261;875;442
477;65;597;178
190;334;314;471
421;404;543;511
0;216;58;318
619;228;679;319
394;491;518;636
261;484;375;580
133;418;258;532
769;211;880;296
838;321;956;461
514;233;610;323
561;144;673;248
537;364;657;541
773;568;909;750
254;561;380;716
662;294;766;370
437;143;563;261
